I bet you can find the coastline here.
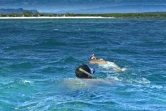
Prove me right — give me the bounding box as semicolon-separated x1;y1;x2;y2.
0;16;115;19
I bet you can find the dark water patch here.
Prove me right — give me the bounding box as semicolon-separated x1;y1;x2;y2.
0;101;16;111
36;39;67;47
38;66;58;73
57;101;94;109
0;80;37;110
111;48;140;55
4;44;33;51
0;67;13;77
28;73;48;80
2;62;35;74
95;101;117;105
0;27;25;35
147;73;166;84
35;65;67;75
62;56;79;63
135;40;166;48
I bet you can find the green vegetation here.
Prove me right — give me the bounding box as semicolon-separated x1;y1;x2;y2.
1;12;166;18
65;13;166;18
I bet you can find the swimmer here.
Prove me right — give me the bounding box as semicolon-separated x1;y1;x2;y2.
74;64;115;85
89;54;126;72
90;54;96;60
75;64;95;79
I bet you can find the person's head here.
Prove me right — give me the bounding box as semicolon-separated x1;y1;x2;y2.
89;54;96;61
75;64;95;79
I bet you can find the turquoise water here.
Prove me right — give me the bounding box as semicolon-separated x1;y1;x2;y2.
0;18;166;111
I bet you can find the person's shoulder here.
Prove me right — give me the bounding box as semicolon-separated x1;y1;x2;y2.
89;59;96;63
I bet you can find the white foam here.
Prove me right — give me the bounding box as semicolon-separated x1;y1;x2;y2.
121;68;127;72
23;80;31;83
147;84;166;89
107;74;150;84
64;78;89;89
107;75;123;82
99;62;127;72
132;78;151;84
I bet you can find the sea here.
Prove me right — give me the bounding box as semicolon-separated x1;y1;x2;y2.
0;18;166;111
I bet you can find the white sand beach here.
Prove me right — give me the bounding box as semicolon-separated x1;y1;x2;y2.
0;16;115;19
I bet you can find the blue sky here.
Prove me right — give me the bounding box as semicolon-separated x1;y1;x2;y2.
1;0;166;13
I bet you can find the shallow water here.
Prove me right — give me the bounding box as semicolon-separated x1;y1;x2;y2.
0;18;166;111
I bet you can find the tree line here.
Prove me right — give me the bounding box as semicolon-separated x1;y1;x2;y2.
0;11;58;17
65;13;166;18
1;11;166;18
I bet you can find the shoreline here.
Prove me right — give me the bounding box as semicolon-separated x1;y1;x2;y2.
0;16;115;19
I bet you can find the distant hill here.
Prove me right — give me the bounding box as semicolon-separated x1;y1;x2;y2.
0;8;38;14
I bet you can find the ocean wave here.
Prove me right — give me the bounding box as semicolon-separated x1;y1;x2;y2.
146;84;166;90
6;62;34;70
0;79;32;87
62;56;80;64
107;74;151;84
36;39;67;47
4;44;33;51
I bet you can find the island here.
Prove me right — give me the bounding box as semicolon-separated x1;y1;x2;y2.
1;8;166;18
